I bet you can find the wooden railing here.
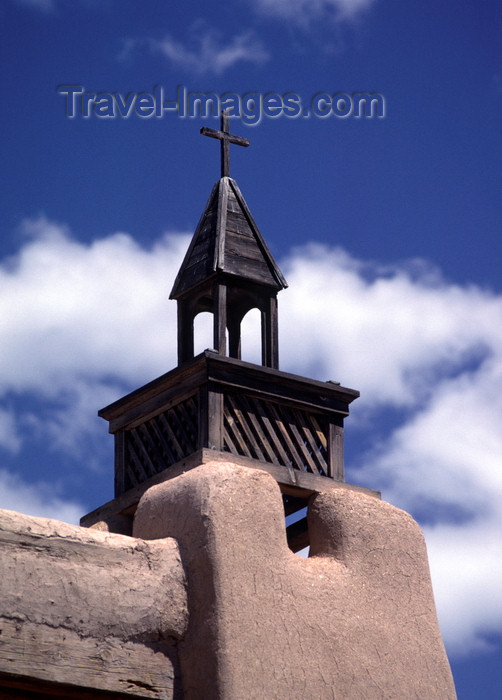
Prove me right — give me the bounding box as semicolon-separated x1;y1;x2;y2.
99;351;359;498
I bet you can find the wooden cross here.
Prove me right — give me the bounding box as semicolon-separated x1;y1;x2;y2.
200;110;250;178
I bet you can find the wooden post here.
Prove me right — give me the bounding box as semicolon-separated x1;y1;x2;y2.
114;431;126;497
228;315;242;360
214;284;227;356
177;300;194;364
261;296;279;369
207;387;224;451
328;419;344;481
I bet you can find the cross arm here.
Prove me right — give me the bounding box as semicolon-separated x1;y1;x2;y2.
200;127;250;148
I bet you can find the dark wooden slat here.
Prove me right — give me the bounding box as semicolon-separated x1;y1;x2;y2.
309;414;328;450
149;416;178;467
225;231;264;259
291;408;326;474
222;419;240;456
266;403;305;470
166;404;196;455
251;397;292;467
225;211;254;237
228;179;288;289
139;421;168;472
223;403;253;459
213;283;227;356
223;253;277;285
133;425;159;478
238;394;279;465
308;414;329;474
170;181;219;299
226;189;242;213
215;178;228;268
113;431;126;497
225;394;266;462
281;405;320;475
329;421;344;481
207;388;224;451
157;412;186;462
175;400;198;448
125;433;150;484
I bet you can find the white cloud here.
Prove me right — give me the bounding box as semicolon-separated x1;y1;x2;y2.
0;216;186;397
0;409;21;453
425;516;502;656
128;26;269;76
279;244;500;408
1;219;502;658
0;469;83;525
252;0;376;24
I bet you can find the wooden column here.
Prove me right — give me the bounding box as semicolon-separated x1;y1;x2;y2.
228;316;242;360
328;418;344;481
213;284;227;356
177;300;194;365
261;295;279;369
114;431;126;497
199;384;224;452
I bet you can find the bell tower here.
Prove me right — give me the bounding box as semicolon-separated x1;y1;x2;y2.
171;112;287;368
82;113;369;550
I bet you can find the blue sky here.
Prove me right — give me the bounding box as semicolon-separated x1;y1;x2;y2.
1;1;501;697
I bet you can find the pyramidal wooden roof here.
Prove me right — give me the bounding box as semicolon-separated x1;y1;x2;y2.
170;176;288;300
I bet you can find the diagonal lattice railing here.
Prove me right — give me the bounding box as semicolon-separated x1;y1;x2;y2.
123;395;198;492
223;392;329;476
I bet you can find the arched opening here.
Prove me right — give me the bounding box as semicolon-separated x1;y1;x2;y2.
239;307;261;364
193;311;214;356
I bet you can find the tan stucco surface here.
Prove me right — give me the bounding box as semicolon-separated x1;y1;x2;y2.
0;461;456;699
135;461;457;700
0;509;187;698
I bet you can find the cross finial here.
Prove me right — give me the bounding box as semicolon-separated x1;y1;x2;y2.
200;110;250;178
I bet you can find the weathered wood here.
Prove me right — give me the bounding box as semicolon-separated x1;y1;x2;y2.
149;416;179;467
200;110;250;179
227;313;242;360
94;352;360;514
215;176;228;269
238;393;279;464
157;412;186;462
329;420;344;481
114;430;126;498
0;621;179;699
281;405;320;475
0;512;187;698
301;412;328;474
225;393;266;462
213;283;227;356
223;399;253;459
207;388;224;451
249;396;294;467
261;295;279;368
267;402;305;468
81;447;380;534
127;433;151;482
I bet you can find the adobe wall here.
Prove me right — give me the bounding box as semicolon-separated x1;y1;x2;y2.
135;461;457;699
0;461;457;699
0;509;187;698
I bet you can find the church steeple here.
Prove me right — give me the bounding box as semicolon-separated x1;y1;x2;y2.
86;116;361;554
170;112;287;368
